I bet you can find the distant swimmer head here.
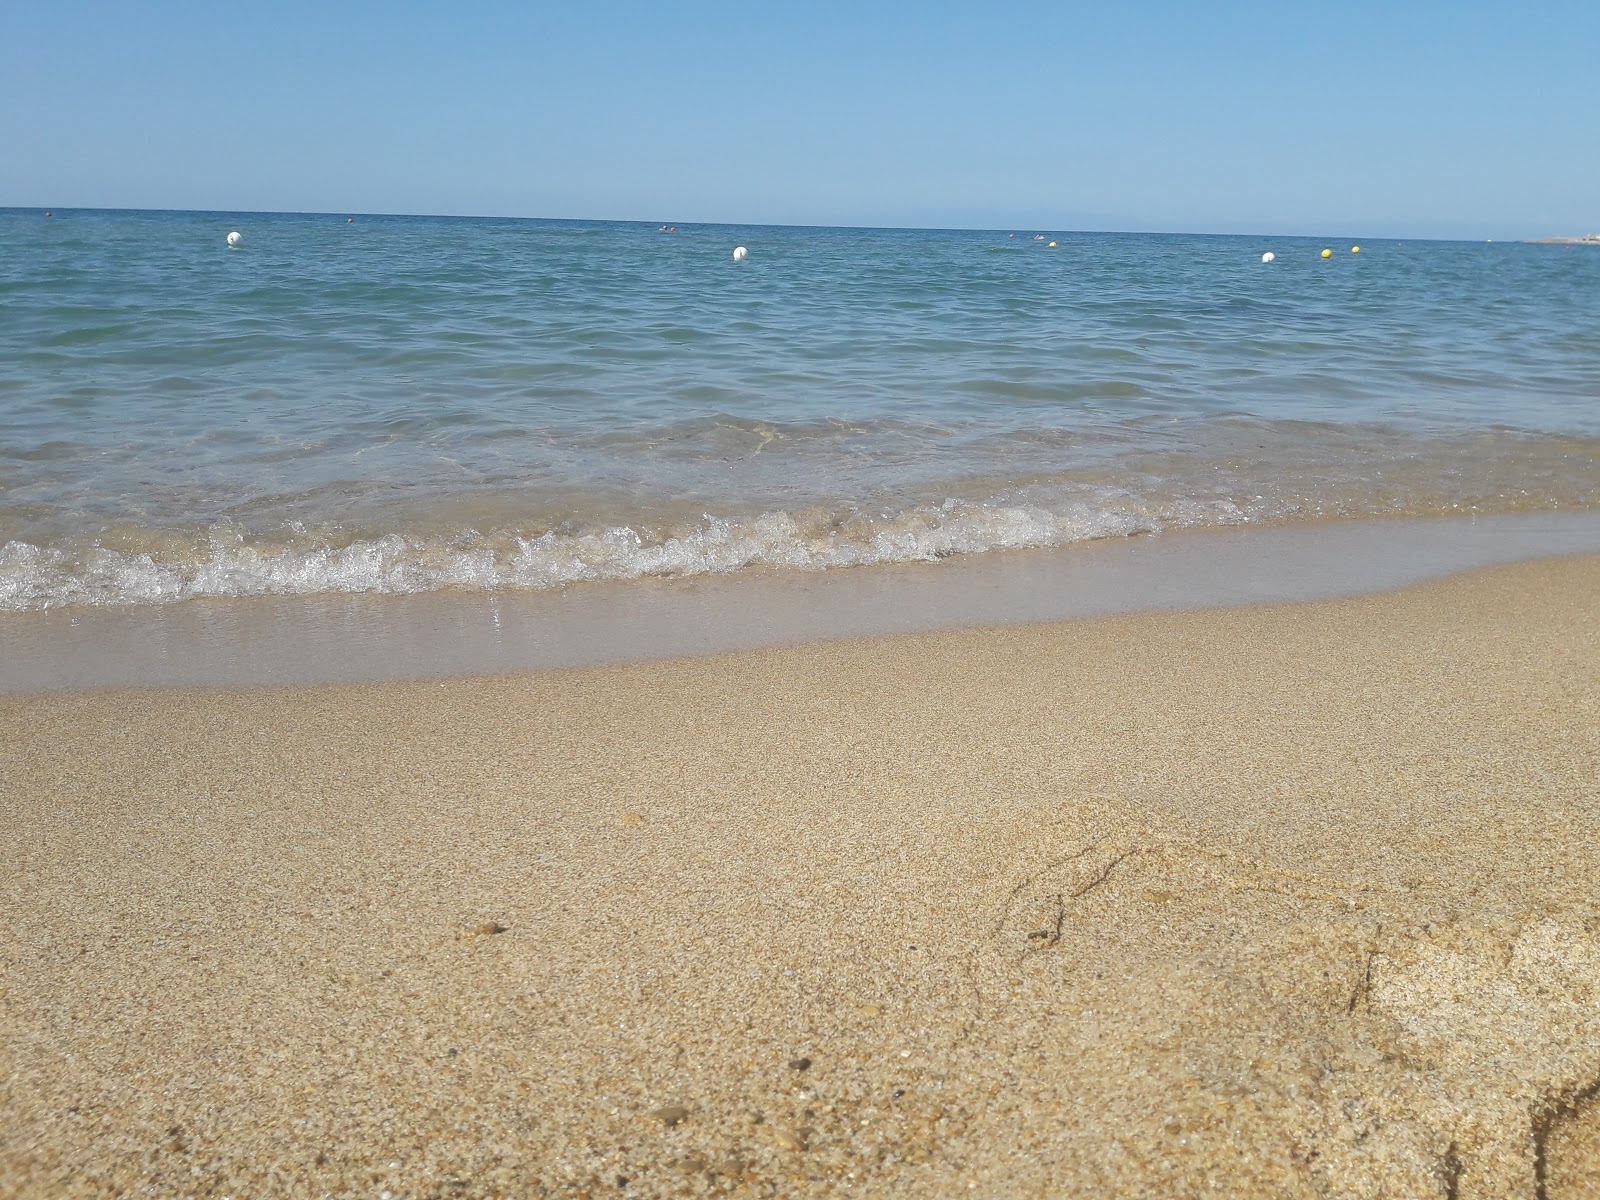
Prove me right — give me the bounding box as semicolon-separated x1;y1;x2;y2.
226;231;242;248
732;245;748;262
1321;248;1332;259
1261;252;1275;263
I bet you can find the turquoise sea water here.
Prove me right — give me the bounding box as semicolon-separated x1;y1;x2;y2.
2;208;1597;610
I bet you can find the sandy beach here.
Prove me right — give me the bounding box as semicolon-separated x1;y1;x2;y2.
3;553;1598;1198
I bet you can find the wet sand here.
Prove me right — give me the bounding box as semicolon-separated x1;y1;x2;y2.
3;555;1598;1198
9;512;1600;696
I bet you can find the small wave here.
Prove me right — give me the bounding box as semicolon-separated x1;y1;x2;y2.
3;471;1595;612
0;498;1186;611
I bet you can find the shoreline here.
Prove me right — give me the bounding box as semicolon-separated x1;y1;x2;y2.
3;552;1599;1196
6;510;1600;696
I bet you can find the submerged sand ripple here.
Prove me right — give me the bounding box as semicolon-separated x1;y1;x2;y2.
2;555;1598;1197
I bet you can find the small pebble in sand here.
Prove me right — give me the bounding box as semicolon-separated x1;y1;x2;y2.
855;1004;882;1017
620;811;645;826
771;1127;807;1152
644;1105;689;1126
788;1056;812;1071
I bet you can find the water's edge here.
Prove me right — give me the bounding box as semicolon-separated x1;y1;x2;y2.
4;512;1598;696
8;215;1600;613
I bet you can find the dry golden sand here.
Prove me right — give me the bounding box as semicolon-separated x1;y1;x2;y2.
2;555;1599;1199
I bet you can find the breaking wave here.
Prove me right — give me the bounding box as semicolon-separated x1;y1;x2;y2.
3;477;1589;612
0;496;1220;611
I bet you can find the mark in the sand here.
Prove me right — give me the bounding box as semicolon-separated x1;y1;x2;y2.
1024;895;1065;945
990;839;1146;967
1070;847;1140;902
1371;918;1600;1196
1533;1072;1600;1200
979;827;1600;1196
1345;939;1381;1016
457;921;508;939
995;829;1413;954
1017;852;1140;953
990;839;1101;937
1440;1141;1463;1200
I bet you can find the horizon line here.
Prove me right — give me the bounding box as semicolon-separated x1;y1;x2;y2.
0;203;1504;244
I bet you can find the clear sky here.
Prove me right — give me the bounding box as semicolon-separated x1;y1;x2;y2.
3;0;1596;238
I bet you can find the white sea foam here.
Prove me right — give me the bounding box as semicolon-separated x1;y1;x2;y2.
5;471;1593;613
0;496;1223;611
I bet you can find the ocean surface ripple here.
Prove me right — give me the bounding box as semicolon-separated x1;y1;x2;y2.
2;210;1597;609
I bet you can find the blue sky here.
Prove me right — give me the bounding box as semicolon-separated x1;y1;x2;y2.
3;0;1596;237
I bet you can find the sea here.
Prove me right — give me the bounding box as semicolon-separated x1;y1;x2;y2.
2;208;1598;614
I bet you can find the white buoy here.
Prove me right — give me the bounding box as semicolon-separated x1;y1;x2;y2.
226;231;242;248
1261;251;1275;263
732;245;748;262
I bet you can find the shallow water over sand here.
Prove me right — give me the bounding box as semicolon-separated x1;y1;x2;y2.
6;513;1599;694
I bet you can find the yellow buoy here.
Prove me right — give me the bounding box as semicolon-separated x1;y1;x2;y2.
1321;248;1333;259
1048;241;1057;248
1351;245;1361;254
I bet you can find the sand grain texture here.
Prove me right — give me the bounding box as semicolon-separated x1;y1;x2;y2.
3;555;1599;1198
